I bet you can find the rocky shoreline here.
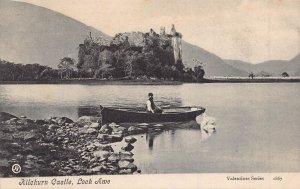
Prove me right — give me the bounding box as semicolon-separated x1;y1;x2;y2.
0;112;171;177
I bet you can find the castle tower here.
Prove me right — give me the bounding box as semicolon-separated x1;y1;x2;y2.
160;27;166;35
170;24;176;35
149;28;155;37
170;24;182;64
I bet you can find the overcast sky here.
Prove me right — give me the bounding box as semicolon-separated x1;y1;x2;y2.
17;0;300;63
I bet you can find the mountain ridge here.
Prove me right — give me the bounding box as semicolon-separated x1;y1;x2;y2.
182;42;249;76
0;0;110;66
225;53;300;76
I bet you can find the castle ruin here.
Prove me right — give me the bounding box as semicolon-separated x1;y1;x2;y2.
77;24;183;76
170;24;183;64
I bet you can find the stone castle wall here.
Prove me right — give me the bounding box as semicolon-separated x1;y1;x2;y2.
77;25;183;76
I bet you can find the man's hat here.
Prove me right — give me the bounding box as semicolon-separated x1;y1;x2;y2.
148;93;153;96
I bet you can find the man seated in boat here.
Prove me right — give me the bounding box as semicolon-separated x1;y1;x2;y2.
146;93;163;113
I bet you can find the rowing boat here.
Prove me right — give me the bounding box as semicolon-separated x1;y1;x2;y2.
99;105;205;123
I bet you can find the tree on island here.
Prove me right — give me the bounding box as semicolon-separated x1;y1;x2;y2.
256;71;272;77
58;57;76;79
194;65;205;81
192;58;205;82
281;72;289;77
124;54;135;78
249;72;255;79
0;59;57;81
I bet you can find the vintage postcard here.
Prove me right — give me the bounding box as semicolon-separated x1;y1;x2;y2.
0;0;299;188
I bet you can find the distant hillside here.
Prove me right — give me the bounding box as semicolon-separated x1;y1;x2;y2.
290;54;300;63
223;60;254;73
182;42;249;77
0;0;110;67
285;54;300;76
225;54;300;76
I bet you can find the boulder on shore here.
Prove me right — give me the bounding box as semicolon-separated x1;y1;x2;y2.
122;143;134;152
97;134;108;140
106;135;123;143
17;118;34;125
128;126;145;134
0;131;13;141
86;128;98;134
112;126;127;136
24;132;41;141
119;151;134;162
118;160;131;169
93;150;111;159
91;166;103;173
108;152;120;162
89;122;100;129
124;136;137;144
12;131;41;141
99;124;113;134
77;116;100;124
99;145;114;152
118;160;137;172
48;124;59;130
118;169;132;174
56;117;74;125
5;118;18;124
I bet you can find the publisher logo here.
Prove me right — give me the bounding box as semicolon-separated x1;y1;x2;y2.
12;164;21;174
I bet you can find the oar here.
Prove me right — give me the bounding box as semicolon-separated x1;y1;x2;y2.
161;106;193;109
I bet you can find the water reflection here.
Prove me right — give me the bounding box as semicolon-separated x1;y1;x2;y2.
200;128;216;141
146;133;154;150
145;130;164;150
143;121;209;151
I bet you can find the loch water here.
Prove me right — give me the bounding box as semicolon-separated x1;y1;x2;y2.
0;83;299;173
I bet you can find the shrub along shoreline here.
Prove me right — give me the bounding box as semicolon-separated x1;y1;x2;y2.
1;77;299;84
0;79;183;85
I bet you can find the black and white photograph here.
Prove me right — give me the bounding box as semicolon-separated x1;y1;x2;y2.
0;0;299;188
